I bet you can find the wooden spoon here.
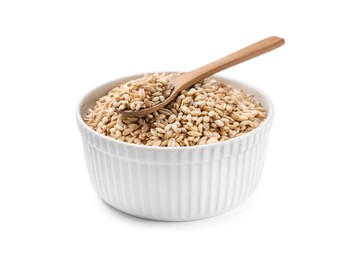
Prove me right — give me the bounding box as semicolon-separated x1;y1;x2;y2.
118;36;284;117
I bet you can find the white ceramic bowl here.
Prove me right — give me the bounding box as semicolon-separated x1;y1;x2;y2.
76;73;274;221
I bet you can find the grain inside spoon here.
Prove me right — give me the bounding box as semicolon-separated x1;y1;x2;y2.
118;36;285;117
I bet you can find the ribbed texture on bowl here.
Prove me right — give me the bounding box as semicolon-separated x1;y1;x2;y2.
77;75;274;221
77;117;272;221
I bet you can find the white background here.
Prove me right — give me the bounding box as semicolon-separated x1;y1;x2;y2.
1;0;346;259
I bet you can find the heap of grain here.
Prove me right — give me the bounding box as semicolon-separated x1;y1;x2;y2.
84;73;267;147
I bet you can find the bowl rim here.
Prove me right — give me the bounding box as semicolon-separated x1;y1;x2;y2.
76;72;274;151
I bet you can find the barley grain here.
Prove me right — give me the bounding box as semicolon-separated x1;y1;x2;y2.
187;131;202;137
215;120;224;127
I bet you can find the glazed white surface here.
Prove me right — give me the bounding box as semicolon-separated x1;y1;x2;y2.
77;76;273;221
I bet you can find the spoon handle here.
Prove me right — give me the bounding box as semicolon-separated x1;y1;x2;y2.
171;36;285;92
